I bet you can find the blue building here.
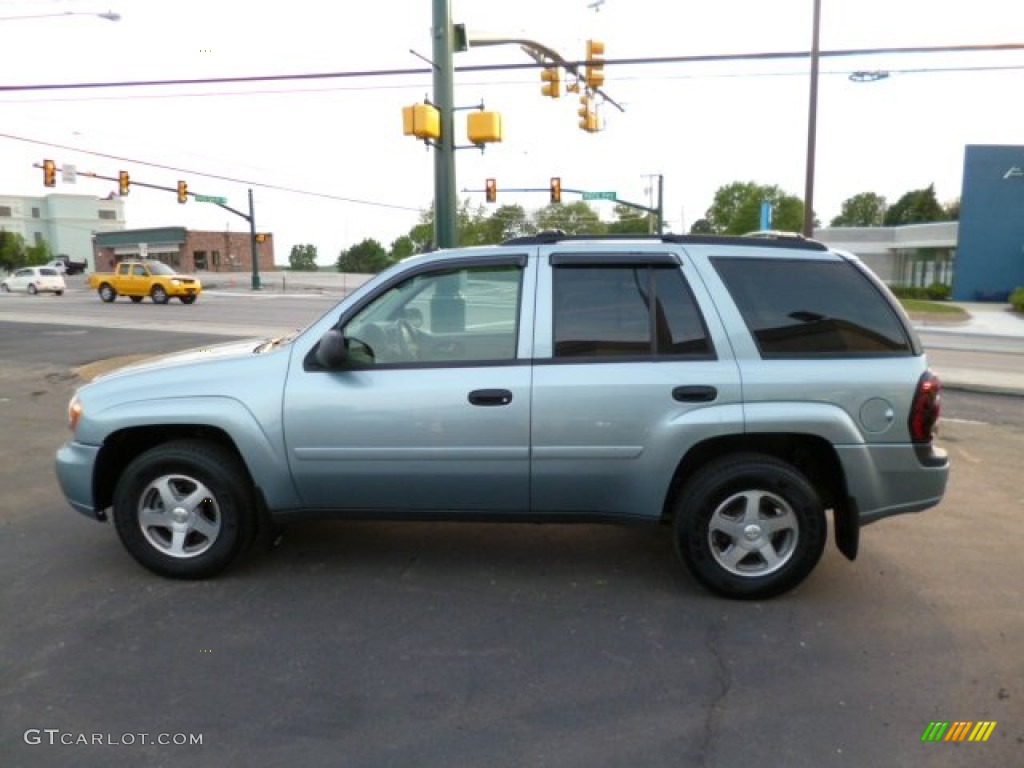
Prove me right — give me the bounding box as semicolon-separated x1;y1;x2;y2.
953;145;1024;301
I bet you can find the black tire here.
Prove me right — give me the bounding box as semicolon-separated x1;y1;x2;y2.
99;283;117;303
180;295;197;305
55;290;64;296
673;454;827;600
112;440;256;579
27;284;38;295
130;296;144;303
151;285;169;304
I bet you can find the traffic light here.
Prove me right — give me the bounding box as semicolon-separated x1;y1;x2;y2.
577;95;598;133
177;180;188;204
541;66;561;98
585;39;605;89
119;171;130;196
43;159;57;187
485;178;497;204
550;177;562;204
255;233;268;243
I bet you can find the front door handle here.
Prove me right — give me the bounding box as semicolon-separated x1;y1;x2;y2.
672;385;718;403
468;389;513;406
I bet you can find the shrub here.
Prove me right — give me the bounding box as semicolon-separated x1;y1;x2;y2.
889;284;927;300
1011;286;1024;313
925;282;951;301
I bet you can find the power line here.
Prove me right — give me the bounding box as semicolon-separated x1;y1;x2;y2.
3;62;1021;104
0;43;1020;93
0;131;423;213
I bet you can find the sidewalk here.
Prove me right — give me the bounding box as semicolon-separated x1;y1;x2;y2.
912;303;1024;397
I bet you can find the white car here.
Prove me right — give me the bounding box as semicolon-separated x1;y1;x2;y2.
1;266;66;296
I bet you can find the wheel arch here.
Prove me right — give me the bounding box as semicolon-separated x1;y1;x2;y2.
662;433;853;556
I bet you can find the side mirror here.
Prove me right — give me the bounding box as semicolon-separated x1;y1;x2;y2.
315;329;348;368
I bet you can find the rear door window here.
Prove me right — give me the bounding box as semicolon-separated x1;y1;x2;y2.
711;257;912;357
552;263;713;359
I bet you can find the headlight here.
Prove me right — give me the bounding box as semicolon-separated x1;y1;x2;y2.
68;395;83;432
171;278;181;286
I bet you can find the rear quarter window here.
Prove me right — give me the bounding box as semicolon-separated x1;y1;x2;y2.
711;257;912;358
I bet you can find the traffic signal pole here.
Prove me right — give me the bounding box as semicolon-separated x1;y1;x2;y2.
432;0;457;249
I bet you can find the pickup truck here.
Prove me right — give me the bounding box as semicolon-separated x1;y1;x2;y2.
87;259;202;304
55;233;948;599
47;256;88;276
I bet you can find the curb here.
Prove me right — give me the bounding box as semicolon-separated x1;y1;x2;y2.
940;380;1024;398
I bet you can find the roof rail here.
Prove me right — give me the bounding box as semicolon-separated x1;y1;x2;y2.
500;231;828;251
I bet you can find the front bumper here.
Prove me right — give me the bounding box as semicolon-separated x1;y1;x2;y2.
835;442;950;526
54;441;104;521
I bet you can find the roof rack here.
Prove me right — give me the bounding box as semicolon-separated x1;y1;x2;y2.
500;230;828;251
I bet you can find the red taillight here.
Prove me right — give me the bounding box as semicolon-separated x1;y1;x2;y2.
909;370;942;443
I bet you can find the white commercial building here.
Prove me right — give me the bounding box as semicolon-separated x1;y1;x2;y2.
0;193;126;270
814;221;957;288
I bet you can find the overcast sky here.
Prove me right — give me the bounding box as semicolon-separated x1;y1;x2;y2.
2;0;1022;264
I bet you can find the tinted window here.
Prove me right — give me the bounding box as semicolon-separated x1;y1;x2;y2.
553;265;712;358
344;264;522;366
712;257;912;357
39;268;59;276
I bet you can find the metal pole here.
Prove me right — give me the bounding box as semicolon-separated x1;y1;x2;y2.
432;0;457;248
657;174;665;234
249;188;261;290
803;0;821;237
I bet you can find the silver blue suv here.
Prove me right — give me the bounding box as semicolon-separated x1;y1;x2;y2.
55;233;948;599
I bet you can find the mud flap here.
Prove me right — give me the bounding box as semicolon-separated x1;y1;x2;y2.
833;498;860;561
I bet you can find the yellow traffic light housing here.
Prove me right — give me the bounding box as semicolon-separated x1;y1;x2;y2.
402;103;441;141
541;67;562;98
255;233;268;243
119;171;130;196
467;110;503;146
485;178;497;204
585;39;605;89
43;159;57;187
577;95;598;133
177;180;188;204
550;177;562;204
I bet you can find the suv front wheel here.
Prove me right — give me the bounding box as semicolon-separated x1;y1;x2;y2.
673;454;826;600
112;440;254;579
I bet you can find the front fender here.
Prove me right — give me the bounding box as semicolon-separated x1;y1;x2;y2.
84;396;301;511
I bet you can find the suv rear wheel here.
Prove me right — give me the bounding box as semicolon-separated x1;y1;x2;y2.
673;454;826;600
112;440;255;579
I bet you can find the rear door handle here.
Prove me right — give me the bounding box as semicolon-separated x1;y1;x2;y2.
468;389;513;406
672;385;718;403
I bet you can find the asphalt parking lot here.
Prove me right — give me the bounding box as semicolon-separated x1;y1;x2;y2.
1;335;1022;767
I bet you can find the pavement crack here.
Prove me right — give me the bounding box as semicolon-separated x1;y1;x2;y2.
698;617;732;768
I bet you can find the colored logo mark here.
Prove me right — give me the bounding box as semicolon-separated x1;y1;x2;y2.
921;721;997;742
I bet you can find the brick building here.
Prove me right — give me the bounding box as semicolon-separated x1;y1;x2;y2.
93;227;275;273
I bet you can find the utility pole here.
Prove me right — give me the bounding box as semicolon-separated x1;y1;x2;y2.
432;0;457;249
803;0;822;237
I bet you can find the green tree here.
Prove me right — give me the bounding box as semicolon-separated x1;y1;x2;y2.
389;235;417;262
534;201;605;235
607;204;651;234
288;243;318;271
883;184;948;226
0;232;30;271
704;181;806;235
480;204;535;243
689;218;714;234
830;192;887;227
337;238;391;273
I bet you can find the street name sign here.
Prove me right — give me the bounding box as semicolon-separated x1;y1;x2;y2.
582;191;617;201
194;195;228;204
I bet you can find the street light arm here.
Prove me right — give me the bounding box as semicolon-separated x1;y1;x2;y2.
468;34;625;112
